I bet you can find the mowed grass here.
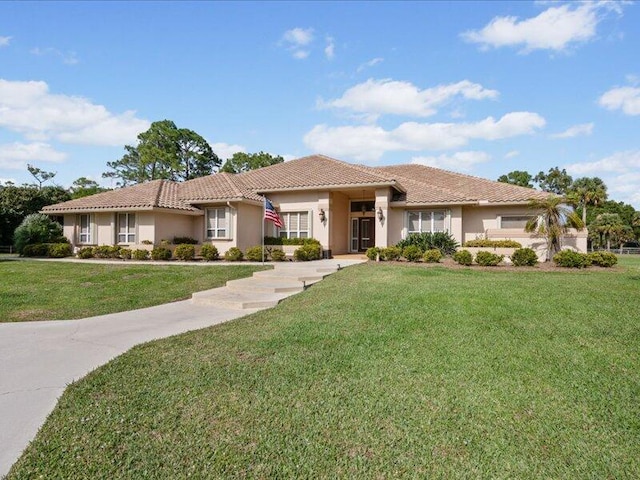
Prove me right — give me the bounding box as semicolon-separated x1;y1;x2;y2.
8;258;640;479
0;260;268;322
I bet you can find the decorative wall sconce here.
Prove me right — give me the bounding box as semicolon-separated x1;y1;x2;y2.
319;209;326;223
377;207;384;222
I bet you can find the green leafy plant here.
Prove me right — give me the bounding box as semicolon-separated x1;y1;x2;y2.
380;246;402;261
453;249;473;266
463;239;522;248
22;243;50;257
402;245;423;262
174;244;196;261
396;232;458;255
151;247;172;261
119;248;132;260
510;248;538;267
587;251;618;267
48;243;72;258
173;236;198;245
93;245;121;259
475;250;504;266
366;247;380;261
224;247;244;261
200;244;219;261
132;249;150;261
245;246;267;262
14;213;65;255
263;236;321;246
553;250;591;268
77;247;95;259
293;243;321;261
269;248;286;262
141;240;153;245
422;248;442;263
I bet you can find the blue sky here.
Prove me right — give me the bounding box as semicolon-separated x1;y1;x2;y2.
1;1;639;207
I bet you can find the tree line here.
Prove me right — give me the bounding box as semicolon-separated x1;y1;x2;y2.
498;167;640;249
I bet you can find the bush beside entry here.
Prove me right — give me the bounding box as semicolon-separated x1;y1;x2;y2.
14;213;66;255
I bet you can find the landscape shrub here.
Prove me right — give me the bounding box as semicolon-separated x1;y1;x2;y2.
224;247;244;261
92;245;120;259
366;247;380;261
587;251;618;267
396;232;458;255
140;240;153;245
553;250;591;268
132;249;150;261
422;248;442;263
475;250;504;266
174;244;196;261
380;246;402;261
172;236;198;245
22;243;50;257
463;239;522;248
402;245;423;262
77;247;95;259
245;246;267;262
119;248;132;260
293;243;321;261
151;247;172;261
200;244;219;261
263;236;321;246
14;213;64;255
510;248;538;266
452;249;473;266
48;243;72;258
269;248;286;262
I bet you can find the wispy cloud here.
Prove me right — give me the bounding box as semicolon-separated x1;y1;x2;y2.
504;150;520;159
461;2;624;54
0;36;11;47
281;27;314;59
412;151;491;172
550;122;594;138
599;83;640;116
209;142;246;161
324;36;335;60
357;57;383;73
0;142;67;170
30;46;79;65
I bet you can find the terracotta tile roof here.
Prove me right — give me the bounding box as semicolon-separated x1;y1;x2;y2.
41;179;200;213
178;173;262;202
376;164;549;205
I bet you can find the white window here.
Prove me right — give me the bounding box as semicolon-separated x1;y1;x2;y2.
78;214;92;244
117;213;136;243
500;215;533;229
407;211;447;234
279;212;310;239
206;207;229;239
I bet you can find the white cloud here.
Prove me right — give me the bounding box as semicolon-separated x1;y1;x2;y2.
461;2;623;53
209;142;246;160
319;79;499;120
357;57;384;72
0;36;11;47
550;122;594;138
0;142;67;170
325;36;335;59
281;27;314;59
505;150;520;159
304;111;545;162
565;150;640;208
599;85;640;115
30;46;79;65
0;79;150;146
412;151;491;172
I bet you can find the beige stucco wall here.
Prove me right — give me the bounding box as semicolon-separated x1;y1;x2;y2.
153;211;198;244
374;188;390;249
268;191;328;248
235;202;262;252
387;207;405;247
330;191;349;254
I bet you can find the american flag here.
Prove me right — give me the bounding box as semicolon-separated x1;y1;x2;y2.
264;198;284;228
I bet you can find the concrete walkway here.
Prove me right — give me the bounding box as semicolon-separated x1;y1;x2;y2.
0;258;364;477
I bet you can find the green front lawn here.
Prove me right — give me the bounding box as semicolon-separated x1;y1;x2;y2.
0;260;268;322
7;259;640;478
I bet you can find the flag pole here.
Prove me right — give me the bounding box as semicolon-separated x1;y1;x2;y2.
262;197;265;265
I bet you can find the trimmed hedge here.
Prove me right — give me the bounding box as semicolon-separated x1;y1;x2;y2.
402;245;423;262
172;236;198;245
263;236;320;246
553;250;590;268
48;243;72;258
475;250;504;266
380;246;402;261
422;248;442;263
270;249;287;262
453;249;473;266
174;244;195;261
245;246;267;262
224;247;244;261
293;243;321;261
463;239;522;248
510;248;538;267
151;247;172;261
366;247;380;261
587;251;618;267
132;249;150;261
200;244;219;261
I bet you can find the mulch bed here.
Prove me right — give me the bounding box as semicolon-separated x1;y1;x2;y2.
373;257;622;272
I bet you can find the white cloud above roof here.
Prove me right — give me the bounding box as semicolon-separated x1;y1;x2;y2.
0;142;67;170
319;79;499;120
550;122;594;139
0;36;11;47
324;36;335;60
304;112;545;161
30;46;79;65
461;2;623;53
357;57;384;73
412;151;491;172
0;79;149;146
281;27;314;59
599;85;640;115
209;142;246;161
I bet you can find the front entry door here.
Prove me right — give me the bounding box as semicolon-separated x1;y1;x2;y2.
358;217;375;251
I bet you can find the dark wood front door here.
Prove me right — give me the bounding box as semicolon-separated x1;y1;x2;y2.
358;217;375;251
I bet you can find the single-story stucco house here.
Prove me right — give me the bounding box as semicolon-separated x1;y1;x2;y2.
41;154;586;258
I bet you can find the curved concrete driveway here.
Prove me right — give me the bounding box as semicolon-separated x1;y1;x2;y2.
0;258;363;476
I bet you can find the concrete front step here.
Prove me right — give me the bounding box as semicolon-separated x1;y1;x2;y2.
252;268;336;283
191;288;291;310
226;277;304;294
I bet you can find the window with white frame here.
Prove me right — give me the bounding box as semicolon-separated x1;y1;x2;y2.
407;210;447;234
500;215;533;229
117;213;136;243
206;207;228;239
78;214;92;244
279;211;310;239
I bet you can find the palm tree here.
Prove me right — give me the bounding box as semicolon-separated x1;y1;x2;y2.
590;213;633;251
525;195;585;260
567;177;608;224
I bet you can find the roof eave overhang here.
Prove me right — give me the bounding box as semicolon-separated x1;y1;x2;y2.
257;181;404;194
390;200;475;208
183;197;262;207
41;206;203;215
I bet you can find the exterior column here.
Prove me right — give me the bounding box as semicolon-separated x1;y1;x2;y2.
374;188;390;248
